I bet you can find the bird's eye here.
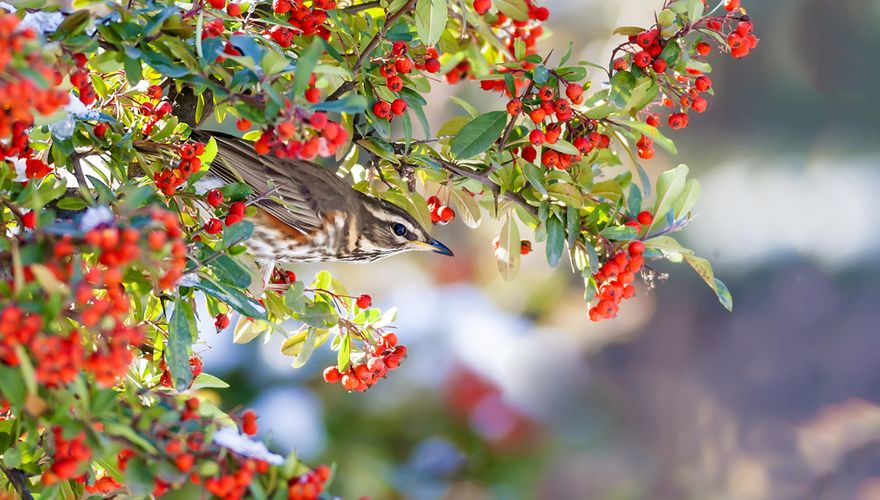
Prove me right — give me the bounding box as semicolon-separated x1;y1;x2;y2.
392;223;408;237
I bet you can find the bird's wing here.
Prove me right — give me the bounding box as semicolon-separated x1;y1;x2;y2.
194;131;355;235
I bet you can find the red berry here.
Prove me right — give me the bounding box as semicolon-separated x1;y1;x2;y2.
521;145;537;163
696;42;712;56
215;313;230;330
695;75;712;92
94;122;109;138
533;6;549;21
395;57;413;74
383;332;398;347
230;201;246;215
520;240;532;255
235;118;251;131
323;366;341;384
636;211;653;225
651;58;667;73
473;0;491;15
528;129;545;146
206;189;224;207
242;410;258;435
22;210;36;230
390;98;407;116
204;218;223;235
385;75;404;93
538;86;554;101
175;454;194;472
645;113;660;127
628;241;645;256
227;2;241;15
668;112;689;130
424;58;440;73
356;294;372;309
304;87;321;103
506;98;522;116
373;100;391;119
634;51;652;68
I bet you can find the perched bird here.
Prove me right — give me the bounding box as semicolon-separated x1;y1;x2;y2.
191;131;453;266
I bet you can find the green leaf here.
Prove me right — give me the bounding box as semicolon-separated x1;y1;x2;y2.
284;281;306;312
682;253;733;311
523;163;547;194
291;328;319;368
337;333;351;372
547;183;584;208
201;136;218;165
414;0;447;46
293;38;324;98
496;215;521;281
280;328;330;357
168;297;195;392
223;220;254;247
673;178;701;220
191;373;230;390
299;301;337;328
233;318;270;344
124;458;155;496
619;120;677;155
450;111;508;159
495;0;528;21
544;139;579;156
545;216;565;268
649;164;689;233
208;254;253;288
193;278;267;319
612;26;646;36
261;49;291;76
625;77;660;112
601;226;639;241
687;0;705;23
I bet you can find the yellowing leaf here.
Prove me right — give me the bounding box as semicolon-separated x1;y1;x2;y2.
496;215;521;281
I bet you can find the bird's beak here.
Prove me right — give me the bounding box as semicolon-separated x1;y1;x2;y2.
412;238;454;256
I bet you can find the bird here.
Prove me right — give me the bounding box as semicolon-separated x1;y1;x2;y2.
190;131;454;268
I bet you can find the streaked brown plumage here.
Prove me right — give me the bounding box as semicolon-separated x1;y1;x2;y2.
192;131;453;265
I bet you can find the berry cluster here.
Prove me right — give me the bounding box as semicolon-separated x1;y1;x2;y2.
159;354;204;389
253;100;349;160
0;15;68;175
1;209;185;390
287;465;332;500
68;53;97;106
516;84;612;170
461;1;549;88
371;41;438;120
153;141;207;195
204;192;248;235
139;84;175;136
609;7;757;151
42;427;92;485
588;240;645;322
267;0;336;45
322;332;406;392
427;195;456;225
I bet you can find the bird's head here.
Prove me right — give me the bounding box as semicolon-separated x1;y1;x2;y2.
355;195;454;260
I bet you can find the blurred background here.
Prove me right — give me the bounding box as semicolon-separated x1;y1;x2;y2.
199;1;880;498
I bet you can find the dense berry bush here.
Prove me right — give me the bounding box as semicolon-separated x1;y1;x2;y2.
0;0;754;496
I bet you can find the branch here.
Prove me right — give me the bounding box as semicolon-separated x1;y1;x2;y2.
432;158;538;217
0;465;34;500
340;0;380;14
326;0;418;101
